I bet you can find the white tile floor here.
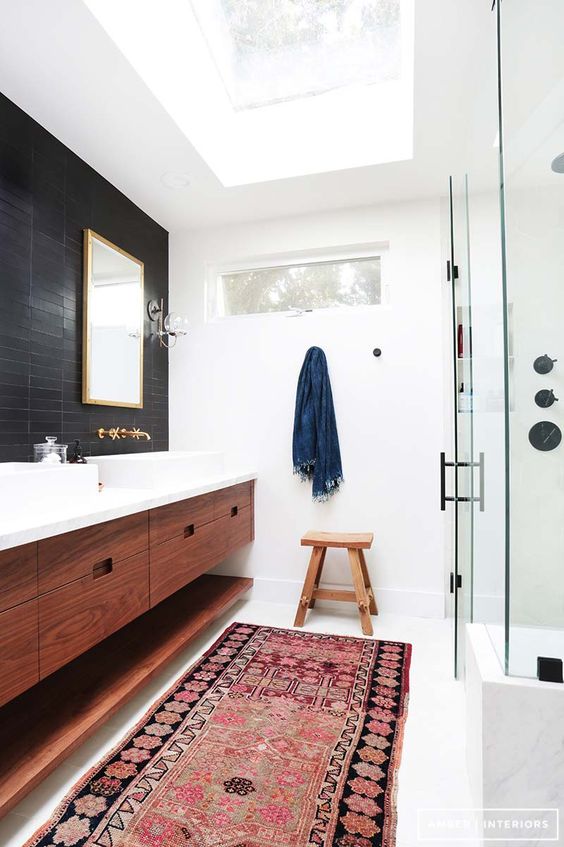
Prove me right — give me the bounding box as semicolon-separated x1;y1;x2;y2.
0;599;477;847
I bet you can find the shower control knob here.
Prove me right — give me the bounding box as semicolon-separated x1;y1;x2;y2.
529;421;562;451
535;389;559;408
534;354;557;374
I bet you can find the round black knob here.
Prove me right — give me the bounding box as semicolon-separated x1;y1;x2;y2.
529;421;562;451
534;354;557;374
535;389;559;408
373;348;382;358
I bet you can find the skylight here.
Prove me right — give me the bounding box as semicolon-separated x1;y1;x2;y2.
83;0;414;185
190;0;401;111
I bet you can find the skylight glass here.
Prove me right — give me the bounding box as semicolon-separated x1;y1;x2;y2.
190;0;401;111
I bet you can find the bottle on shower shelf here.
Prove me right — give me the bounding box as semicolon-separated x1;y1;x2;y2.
458;383;473;413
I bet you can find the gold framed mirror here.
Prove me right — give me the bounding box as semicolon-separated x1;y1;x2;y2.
82;229;144;408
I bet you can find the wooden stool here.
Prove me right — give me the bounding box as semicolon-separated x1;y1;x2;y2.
293;530;378;636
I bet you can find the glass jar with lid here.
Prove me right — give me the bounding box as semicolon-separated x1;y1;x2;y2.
33;436;68;464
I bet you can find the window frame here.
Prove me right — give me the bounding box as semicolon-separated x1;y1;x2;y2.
205;242;389;322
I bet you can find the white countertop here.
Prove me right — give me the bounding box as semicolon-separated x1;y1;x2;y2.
0;470;257;551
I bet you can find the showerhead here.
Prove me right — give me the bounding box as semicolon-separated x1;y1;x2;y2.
551;153;564;173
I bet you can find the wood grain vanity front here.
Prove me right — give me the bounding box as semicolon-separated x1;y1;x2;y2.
214;481;252;520
149;482;254;606
227;505;253;550
0;599;39;707
149;483;252;548
0;479;254;708
149;491;215;547
0;543;37;613
150;518;228;607
39;551;150;678
38;511;148;594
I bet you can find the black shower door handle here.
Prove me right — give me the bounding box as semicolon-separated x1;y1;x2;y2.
478;452;485;512
440;452;485;512
440;452;453;511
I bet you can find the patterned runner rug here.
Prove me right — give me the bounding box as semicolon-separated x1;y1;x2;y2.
27;623;411;847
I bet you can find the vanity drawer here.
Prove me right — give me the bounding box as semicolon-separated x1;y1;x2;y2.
150;516;228;607
227;505;254;552
38;550;149;678
0;543;38;613
149;492;216;547
38;511;148;594
0;599;39;707
214;482;252;520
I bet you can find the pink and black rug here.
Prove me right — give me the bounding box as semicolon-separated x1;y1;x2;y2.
26;623;411;847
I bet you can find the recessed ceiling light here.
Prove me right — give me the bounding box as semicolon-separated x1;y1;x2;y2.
160;171;191;189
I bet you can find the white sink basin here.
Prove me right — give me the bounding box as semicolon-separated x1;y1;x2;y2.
88;451;225;490
0;462;99;516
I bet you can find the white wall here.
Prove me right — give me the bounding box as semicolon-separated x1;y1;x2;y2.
506;186;564;629
169;200;447;617
451;183;564;635
500;0;564;634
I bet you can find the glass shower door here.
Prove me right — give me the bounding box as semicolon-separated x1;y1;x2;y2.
497;0;564;677
459;0;509;673
442;1;511;679
454;175;477;680
446;167;508;679
444;175;480;679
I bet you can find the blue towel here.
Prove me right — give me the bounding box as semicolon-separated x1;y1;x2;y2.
293;346;343;501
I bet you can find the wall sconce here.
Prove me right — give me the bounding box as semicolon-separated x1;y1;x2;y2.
147;299;189;348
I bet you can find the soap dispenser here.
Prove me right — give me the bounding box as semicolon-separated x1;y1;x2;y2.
68;439;87;464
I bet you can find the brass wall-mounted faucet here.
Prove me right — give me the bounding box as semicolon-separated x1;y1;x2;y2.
97;427;151;441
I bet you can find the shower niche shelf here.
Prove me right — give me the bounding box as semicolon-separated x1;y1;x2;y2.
455;304;514;414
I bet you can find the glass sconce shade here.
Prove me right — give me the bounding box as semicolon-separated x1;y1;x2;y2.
164;312;190;336
147;299;189;348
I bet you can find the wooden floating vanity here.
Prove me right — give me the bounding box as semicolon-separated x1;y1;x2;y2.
0;479;254;816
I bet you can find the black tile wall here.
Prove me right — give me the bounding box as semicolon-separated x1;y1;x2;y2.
0;92;169;461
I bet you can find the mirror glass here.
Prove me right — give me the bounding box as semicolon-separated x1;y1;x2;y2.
83;230;144;408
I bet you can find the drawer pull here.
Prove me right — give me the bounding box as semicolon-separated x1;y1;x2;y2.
231;506;238;517
184;524;195;538
93;558;113;579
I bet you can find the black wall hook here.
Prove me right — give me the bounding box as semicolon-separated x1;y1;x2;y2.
373;348;382;358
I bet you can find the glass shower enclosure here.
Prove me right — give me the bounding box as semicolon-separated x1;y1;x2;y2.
446;0;564;679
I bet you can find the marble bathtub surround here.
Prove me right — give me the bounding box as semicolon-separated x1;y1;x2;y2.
465;623;564;847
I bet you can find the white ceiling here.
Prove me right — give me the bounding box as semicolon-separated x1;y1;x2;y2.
82;0;414;186
0;0;498;232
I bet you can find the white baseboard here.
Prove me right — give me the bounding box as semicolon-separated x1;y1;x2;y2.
240;576;445;619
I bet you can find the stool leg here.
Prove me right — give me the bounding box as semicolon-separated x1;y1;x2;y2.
309;547;326;608
359;549;378;615
294;546;325;627
348;548;373;636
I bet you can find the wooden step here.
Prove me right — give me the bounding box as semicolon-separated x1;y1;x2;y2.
0;574;252;819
